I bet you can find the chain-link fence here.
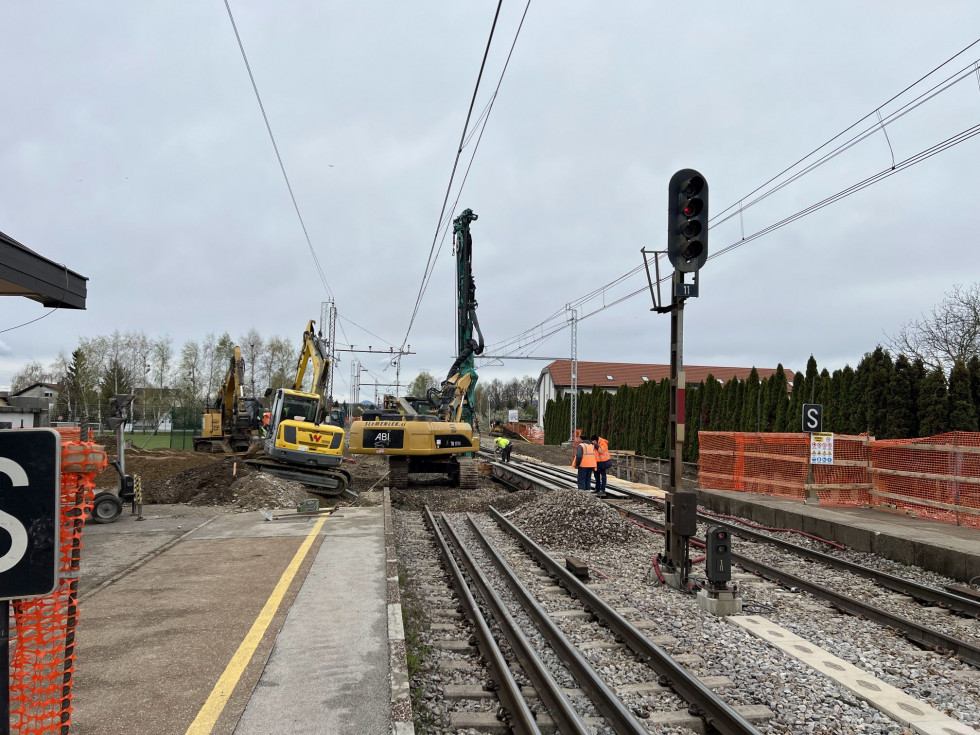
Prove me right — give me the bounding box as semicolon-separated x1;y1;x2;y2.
49;401;204;451
169;406;203;450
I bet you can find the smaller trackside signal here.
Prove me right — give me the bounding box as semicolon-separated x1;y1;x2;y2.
667;169;709;272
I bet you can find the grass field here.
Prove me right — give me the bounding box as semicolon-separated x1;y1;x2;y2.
91;432;190;451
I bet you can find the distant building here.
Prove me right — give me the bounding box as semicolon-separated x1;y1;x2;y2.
535;360;789;428
0;383;62;429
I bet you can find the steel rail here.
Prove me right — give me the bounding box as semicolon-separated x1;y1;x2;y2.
602;489;980;620
621;507;980;669
703;518;980;619
489;460;566;492
489;507;764;735
461;514;648;734
422;506;541;735
436;515;594;735
488;454;980;620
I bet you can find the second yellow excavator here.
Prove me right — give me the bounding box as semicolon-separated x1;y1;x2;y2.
245;320;353;497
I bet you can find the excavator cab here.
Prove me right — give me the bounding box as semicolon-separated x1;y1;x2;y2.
244;320;352;497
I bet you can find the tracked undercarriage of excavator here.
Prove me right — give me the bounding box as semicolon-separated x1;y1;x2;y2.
245;320;354;498
348;208;484;489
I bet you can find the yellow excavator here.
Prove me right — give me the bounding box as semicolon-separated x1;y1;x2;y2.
348;209;483;489
245;320;353;497
193;346;261;453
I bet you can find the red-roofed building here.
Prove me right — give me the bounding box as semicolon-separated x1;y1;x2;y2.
535;360;790;427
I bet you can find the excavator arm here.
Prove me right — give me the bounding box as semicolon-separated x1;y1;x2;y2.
291;320;332;425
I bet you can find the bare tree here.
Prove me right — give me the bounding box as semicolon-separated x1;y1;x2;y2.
151;336;174;389
10;360;52;392
240;328;263;399
888;284;980;371
263;336;294;393
178;340;203;404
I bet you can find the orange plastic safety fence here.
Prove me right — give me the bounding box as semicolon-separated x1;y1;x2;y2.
870;431;980;529
503;423;544;445
8;434;107;734
699;430;980;528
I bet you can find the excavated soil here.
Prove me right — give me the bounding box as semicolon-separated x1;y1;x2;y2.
507;441;572;466
90;444;514;513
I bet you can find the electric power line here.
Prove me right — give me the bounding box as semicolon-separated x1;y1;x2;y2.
485;43;980;361
222;0;335;302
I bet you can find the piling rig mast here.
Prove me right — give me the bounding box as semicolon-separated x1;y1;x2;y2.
348;209;484;489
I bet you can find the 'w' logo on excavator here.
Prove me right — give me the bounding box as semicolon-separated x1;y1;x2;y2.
312;434;322;443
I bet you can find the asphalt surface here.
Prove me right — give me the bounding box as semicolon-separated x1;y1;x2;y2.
70;501;389;735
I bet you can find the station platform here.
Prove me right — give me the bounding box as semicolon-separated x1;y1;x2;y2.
696;488;980;584
71;494;404;735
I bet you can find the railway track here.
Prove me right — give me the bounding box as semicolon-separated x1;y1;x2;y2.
403;505;769;733
482;452;980;667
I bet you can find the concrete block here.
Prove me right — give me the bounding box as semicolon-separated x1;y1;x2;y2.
835;523;873;552
449;712;509;733
443;684;494;700
432;640;476;653
549;609;591;620
437;659;476;672
696;588;743;616
577;640;625;651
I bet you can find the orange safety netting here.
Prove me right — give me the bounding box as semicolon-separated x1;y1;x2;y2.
699;430;980;529
870;431;980;528
9;430;107;734
502;422;544;445
698;432;871;503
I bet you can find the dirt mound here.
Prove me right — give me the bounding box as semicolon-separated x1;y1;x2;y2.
509;488;646;549
142;456;317;511
95;447;222;489
190;472;313;511
509;442;571;467
144;457;248;504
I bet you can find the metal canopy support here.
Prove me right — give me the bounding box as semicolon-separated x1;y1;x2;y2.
0;230;88;309
567;306;578;443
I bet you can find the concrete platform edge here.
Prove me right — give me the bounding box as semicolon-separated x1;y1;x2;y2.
385;488;416;735
696;487;980;583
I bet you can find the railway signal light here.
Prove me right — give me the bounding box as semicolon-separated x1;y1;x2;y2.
667;169;709;272
704;526;732;586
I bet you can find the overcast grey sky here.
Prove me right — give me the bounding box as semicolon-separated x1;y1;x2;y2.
2;2;980;398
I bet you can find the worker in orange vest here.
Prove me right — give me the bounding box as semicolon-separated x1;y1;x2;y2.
572;439;597;491
592;435;611;498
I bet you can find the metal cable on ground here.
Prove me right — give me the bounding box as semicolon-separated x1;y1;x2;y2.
221;0;334;302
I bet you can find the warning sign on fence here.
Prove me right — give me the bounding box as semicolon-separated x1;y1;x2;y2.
810;432;834;465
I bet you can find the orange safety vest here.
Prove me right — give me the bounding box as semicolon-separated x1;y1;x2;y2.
595;437;610;463
576;442;597;469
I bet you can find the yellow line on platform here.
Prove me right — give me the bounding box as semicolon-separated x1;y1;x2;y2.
185;516;328;734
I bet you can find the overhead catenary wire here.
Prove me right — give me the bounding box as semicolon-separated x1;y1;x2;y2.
400;0;517;353
413;0;534;327
483;116;980;361
484;42;980;361
221;0;335;303
223;2;404;359
710;52;980;232
709;36;980;225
